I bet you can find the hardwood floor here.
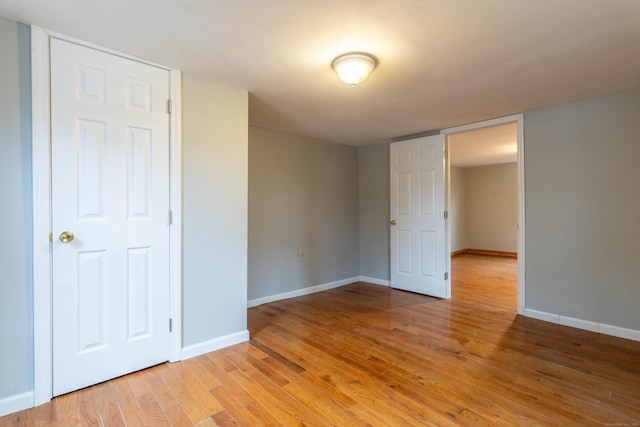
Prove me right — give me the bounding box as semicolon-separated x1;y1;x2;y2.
3;254;640;426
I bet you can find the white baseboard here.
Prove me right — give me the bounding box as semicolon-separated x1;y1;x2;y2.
181;330;250;360
524;309;640;342
359;276;390;287
558;315;598;333
247;276;360;308
598;323;640;342
0;391;34;417
524;309;559;323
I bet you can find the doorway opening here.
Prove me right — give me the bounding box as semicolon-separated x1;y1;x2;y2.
443;115;525;314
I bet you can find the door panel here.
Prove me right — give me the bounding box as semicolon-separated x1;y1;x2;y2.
398;230;413;274
398;171;412;214
390;135;448;298
128;128;153;217
76;250;106;352
420;231;436;277
127;247;152;340
77;119;106;218
51;39;171;396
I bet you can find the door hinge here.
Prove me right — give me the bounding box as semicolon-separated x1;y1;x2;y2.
168;210;173;225
49;232;53;243
444;210;448;219
444;272;449;280
166;99;173;114
444;149;448;159
169;318;173;332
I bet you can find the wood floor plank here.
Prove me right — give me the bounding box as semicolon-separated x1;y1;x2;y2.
222;348;332;426
75;386;100;426
110;376;148;427
126;370;172;427
223;355;317;426
209;410;239;426
142;366;194;427
182;358;223;390
168;360;225;416
155;361;209;425
141;366;178;411
0;409;33;427
91;381;125;427
54;392;80;426
136;393;172;427
199;352;272;426
277;366;373;426
33;401;56;427
163;404;193;427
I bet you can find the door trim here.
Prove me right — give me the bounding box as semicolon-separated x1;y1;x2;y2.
441;114;525;315
31;26;183;405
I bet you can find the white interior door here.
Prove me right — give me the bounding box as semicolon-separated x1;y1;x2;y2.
390;135;449;298
51;39;171;396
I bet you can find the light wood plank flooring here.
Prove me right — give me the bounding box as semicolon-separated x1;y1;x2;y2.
2;254;640;426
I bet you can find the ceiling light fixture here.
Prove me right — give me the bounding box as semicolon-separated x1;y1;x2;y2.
332;52;377;86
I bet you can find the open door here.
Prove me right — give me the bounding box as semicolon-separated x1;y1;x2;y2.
390;135;449;298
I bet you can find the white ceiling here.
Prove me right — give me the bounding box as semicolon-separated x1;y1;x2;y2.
1;1;640;146
449;122;517;168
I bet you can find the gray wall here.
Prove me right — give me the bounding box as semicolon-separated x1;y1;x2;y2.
464;163;518;252
449;166;467;252
0;17;32;400
358;142;390;280
182;75;248;346
525;88;640;330
248;127;359;301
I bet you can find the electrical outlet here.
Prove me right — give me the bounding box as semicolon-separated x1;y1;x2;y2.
297;246;304;257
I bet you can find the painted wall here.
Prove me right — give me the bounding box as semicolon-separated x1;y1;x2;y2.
525;88;640;330
248;127;359;301
358;142;390;280
464;163;518;252
449;166;467;252
0;17;32;401
182;75;248;346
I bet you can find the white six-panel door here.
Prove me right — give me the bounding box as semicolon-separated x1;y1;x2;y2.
51;39;171;396
390;135;449;298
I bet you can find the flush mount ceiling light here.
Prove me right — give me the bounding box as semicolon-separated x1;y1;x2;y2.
332;52;377;86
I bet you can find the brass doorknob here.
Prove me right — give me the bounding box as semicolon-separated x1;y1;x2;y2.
390;220;397;225
59;231;75;243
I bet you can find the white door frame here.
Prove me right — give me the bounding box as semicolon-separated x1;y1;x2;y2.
441;114;525;315
31;26;183;405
